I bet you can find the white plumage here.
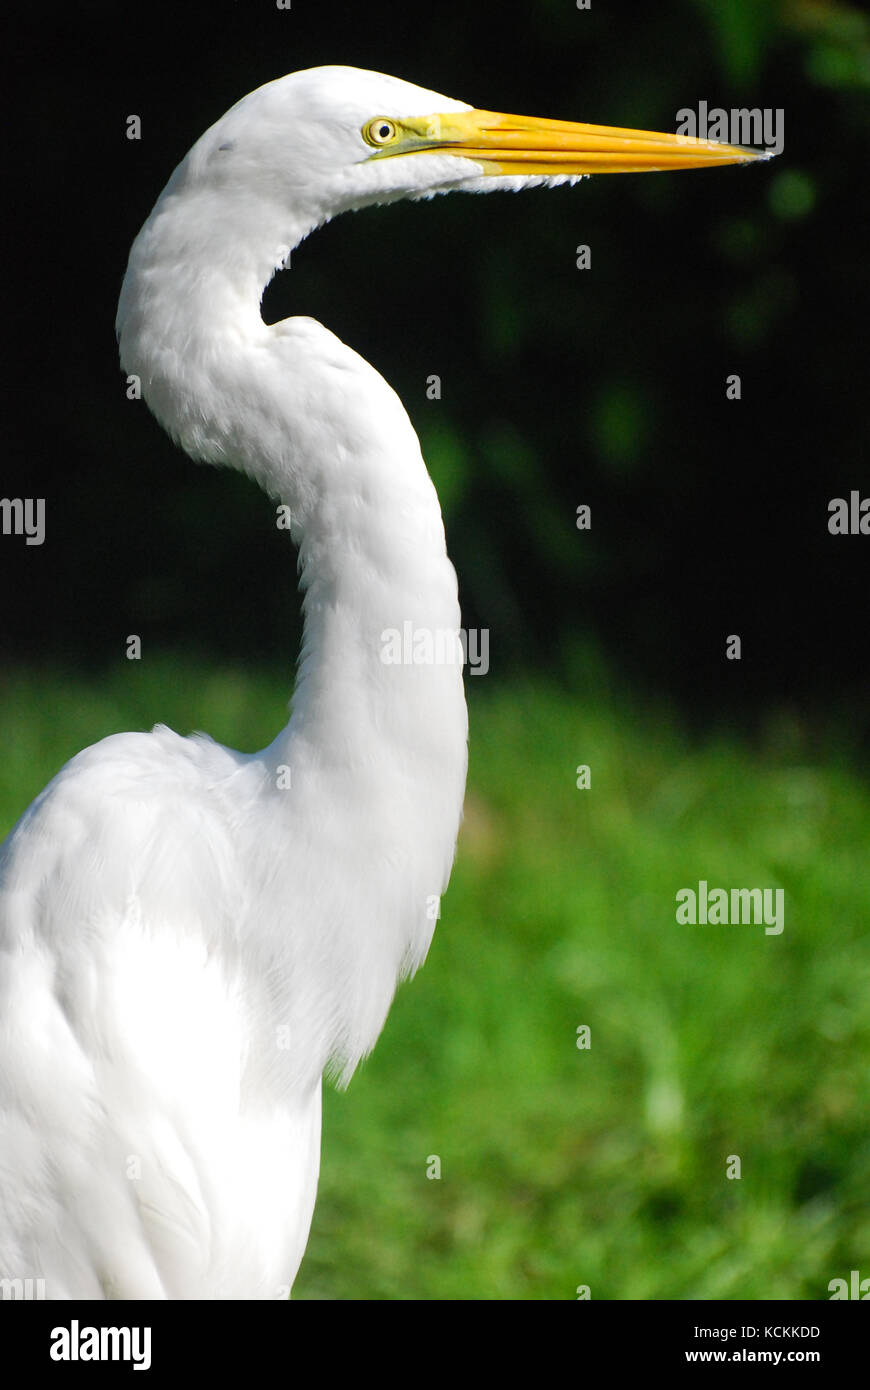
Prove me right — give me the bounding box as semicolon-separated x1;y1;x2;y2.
0;67;762;1298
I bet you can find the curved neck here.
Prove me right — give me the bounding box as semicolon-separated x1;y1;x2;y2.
117;187;468;1078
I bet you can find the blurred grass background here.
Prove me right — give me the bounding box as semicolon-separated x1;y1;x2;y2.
2;659;866;1299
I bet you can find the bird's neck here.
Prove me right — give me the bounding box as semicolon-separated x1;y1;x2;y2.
118;194;468;1079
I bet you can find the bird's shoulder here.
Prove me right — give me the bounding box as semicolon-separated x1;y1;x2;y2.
3;722;241;841
0;725;254;944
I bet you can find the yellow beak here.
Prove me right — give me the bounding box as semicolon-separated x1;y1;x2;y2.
412;109;769;174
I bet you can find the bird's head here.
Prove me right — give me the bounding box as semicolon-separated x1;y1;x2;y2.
118;64;771;476
172;65;769;255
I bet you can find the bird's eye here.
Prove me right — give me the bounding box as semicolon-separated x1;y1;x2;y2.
363;117;398;147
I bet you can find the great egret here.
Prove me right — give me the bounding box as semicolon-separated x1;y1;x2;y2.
0;67;764;1299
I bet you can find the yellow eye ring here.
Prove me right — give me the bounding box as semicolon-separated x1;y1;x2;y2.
363;117;398;147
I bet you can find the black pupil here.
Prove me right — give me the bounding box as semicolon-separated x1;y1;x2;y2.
379;125;390;139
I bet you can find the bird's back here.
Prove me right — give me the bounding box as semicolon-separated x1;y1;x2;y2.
0;726;321;1298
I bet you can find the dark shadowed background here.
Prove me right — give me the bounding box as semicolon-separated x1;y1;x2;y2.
4;0;868;735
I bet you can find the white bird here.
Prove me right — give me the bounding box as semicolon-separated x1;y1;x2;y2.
0;67;763;1299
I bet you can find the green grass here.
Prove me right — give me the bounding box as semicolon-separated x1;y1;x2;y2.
1;659;867;1300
